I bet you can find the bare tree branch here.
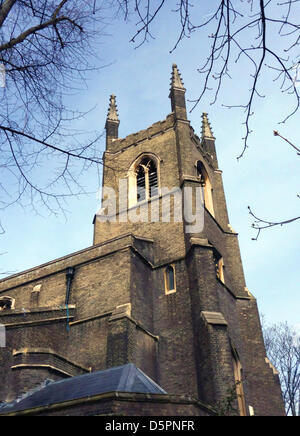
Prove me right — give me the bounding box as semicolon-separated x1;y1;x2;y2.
248;130;299;239
118;0;300;157
274;130;300;154
0;0;17;28
0;0;118;221
262;318;300;416
248;206;300;241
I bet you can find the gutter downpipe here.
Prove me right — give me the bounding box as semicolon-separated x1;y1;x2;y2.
65;267;75;331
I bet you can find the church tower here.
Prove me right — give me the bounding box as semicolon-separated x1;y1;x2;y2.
0;65;285;416
92;64;285;415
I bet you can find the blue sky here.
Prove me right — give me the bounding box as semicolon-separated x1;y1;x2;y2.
0;3;299;329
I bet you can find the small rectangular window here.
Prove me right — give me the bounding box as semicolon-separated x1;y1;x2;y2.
164;265;176;294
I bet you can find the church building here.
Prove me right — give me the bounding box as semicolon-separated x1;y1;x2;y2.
0;65;285;416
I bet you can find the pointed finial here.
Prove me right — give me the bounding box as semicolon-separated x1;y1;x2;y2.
169;64;187;119
201;112;215;140
170;63;185;90
106;94;119;123
105;94;120;147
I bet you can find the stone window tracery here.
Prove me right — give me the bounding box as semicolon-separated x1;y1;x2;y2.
128;154;160;208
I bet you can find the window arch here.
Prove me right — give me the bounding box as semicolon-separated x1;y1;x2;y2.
196;160;214;217
164;265;176;294
128;154;160;207
0;296;15;311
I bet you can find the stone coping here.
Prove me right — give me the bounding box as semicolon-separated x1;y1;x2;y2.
12;347;91;373
0;234;153;291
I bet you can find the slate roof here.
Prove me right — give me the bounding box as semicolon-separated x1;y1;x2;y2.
0;364;167;414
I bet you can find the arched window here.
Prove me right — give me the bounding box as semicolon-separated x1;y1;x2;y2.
128;155;160;207
164;265;176;294
196;161;215;217
0;296;15;311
